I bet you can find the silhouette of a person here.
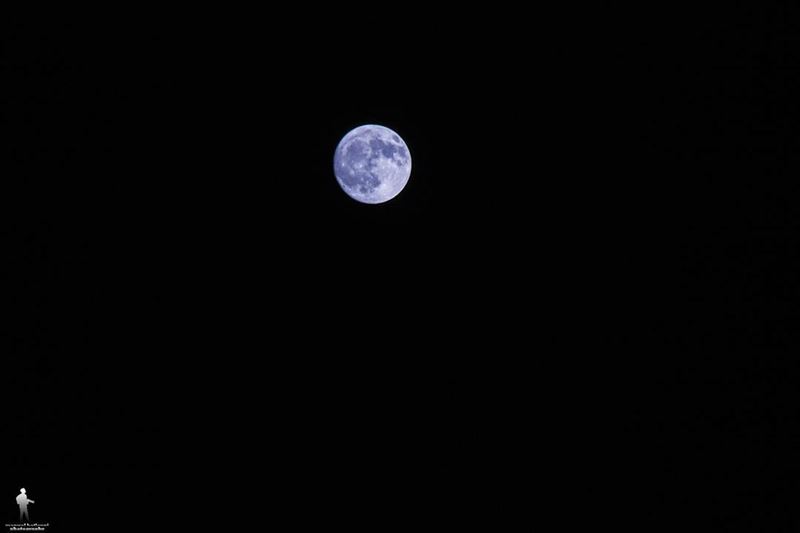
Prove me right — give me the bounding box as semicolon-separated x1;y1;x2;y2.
16;488;34;523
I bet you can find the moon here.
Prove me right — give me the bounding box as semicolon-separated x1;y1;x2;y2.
333;124;412;204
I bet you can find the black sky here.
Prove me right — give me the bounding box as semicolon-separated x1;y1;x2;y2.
4;6;800;530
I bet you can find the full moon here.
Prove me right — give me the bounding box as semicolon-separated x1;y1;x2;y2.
333;124;412;204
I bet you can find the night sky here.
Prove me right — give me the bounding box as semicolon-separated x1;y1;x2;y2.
4;7;799;530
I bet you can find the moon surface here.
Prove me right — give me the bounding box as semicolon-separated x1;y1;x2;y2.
333;124;411;204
